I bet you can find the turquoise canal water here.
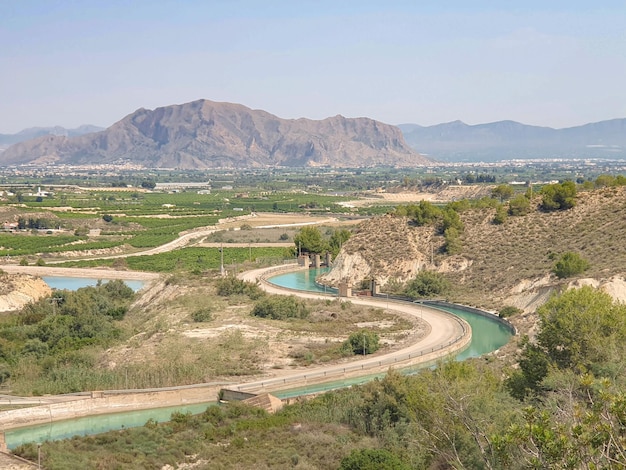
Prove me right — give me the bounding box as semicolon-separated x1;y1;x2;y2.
5;403;213;449
269;268;512;362
269;267;337;294
5;268;512;449
42;276;145;292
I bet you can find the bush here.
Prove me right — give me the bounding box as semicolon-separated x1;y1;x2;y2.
102;214;114;223
499;306;522;318
214;277;263;299
251;295;309;320
404;271;450;299
19;258;29;266
541;181;577;211
345;330;380;355
443;227;462;255
493;205;508;224
508;195;531;216
191;307;213;322
552;252;590;279
339;448;409;470
279;233;289;241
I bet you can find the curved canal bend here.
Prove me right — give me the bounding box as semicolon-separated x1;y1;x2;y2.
3;266;513;449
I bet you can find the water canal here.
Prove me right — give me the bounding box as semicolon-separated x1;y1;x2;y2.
5;268;513;449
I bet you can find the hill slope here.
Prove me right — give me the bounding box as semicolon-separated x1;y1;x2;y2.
0;125;103;150
399;118;626;161
325;186;626;310
1;100;429;169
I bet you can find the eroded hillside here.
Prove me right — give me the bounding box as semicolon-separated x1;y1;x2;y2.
325;186;626;311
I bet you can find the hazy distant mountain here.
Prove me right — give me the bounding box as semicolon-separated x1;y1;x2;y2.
0;125;104;150
1;100;429;168
399;119;626;162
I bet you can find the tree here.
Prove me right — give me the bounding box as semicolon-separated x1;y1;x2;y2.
443;227;462;254
540;181;577;211
140;180;156;189
102;214;114;223
552;252;589;279
293;226;328;254
329;228;351;256
493;204;508;224
404;271;450;299
345;330;380;355
491;184;514;202
439;207;464;234
404;200;441;226
339;448;409;470
536;286;626;370
508;194;531;216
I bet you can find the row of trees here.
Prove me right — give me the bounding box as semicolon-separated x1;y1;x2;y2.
293;226;351;256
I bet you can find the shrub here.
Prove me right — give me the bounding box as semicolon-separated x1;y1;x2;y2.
36;258;46;266
214;277;263;299
508;195;531;216
251;295;309;320
279;233;289;241
19;258;29;266
404;271;450;299
339;448;409;470
540;181;577;211
443;227;462;254
191;307;213;322
345;330;380;355
499;306;522;318
552;252;590;278
102;214;114;223
493;205;508;224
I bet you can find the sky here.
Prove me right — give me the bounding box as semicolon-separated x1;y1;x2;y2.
1;1;625;133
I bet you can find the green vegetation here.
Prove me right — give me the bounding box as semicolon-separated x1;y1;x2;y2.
214;276;264;299
0;281;134;394
540;180;577;211
552;251;590;278
491;184;514;202
345;330;380;355
251;295;309;320
404;270;450;299
36;287;619;469
293;225;351;256
59;246;291;273
498;305;522;318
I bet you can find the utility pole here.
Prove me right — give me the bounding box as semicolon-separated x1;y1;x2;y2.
219;243;225;277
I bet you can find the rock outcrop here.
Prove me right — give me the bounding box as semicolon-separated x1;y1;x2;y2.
1;99;430;169
0;273;52;312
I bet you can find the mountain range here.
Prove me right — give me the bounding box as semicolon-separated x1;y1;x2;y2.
2;101;624;167
0;100;427;169
399;119;626;162
0;125;104;150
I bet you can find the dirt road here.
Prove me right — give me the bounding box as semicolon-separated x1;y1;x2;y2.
234;266;471;394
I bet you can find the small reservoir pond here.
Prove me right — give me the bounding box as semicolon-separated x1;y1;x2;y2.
5;267;512;449
42;276;146;292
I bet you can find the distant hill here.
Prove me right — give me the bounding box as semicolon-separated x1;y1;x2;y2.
1;100;429;169
398;119;626;162
0;125;104;150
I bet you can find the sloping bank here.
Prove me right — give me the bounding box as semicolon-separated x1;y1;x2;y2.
0;265;476;447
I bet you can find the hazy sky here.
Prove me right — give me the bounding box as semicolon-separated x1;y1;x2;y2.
1;1;625;133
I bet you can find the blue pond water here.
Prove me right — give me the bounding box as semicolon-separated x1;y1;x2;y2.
42;276;145;292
